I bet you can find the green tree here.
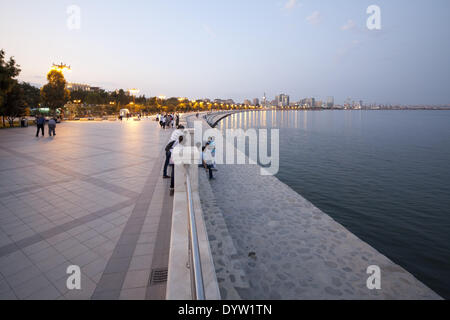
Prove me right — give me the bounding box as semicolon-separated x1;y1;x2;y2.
3;81;25;127
0;49;21;126
21;82;41;109
40;70;70;115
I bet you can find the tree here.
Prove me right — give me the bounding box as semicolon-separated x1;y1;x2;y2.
21;82;41;109
3;81;25;127
0;49;21;126
40;69;70;115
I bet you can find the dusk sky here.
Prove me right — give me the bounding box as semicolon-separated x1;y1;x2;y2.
1;0;450;105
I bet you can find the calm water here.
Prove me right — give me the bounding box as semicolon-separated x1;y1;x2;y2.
219;110;450;299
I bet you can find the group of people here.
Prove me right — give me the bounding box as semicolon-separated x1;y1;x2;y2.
156;113;180;129
163;123;218;195
35;115;57;137
163;125;186;193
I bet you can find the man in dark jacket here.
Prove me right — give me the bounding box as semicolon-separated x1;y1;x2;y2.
36;115;45;137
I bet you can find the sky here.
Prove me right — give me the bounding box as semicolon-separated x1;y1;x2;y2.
1;0;450;105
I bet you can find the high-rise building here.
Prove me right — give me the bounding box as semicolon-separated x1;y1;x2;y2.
253;98;260;106
327;96;334;108
276;94;290;107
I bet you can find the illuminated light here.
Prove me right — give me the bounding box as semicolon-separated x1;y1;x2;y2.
49;63;71;74
128;89;140;96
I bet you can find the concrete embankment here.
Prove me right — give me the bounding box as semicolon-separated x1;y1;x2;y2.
188;112;441;300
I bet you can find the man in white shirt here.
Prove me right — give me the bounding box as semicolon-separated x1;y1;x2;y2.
169;135;185;192
163;125;185;179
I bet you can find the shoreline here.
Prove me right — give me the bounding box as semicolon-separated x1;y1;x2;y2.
190;111;441;300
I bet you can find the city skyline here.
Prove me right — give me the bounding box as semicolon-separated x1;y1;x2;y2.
1;0;450;105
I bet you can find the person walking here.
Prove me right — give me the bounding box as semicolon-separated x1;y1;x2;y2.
48;117;56;136
175;114;180;127
35;115;45;137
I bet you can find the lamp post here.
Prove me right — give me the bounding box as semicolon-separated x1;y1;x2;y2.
158;96;166;112
128;89;140;105
50;63;71;74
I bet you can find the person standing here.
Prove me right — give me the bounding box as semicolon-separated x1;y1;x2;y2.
35;115;45;137
169;135;184;193
48;117;56;136
202;146;215;180
163;125;185;179
175;114;180;127
162;115;167;129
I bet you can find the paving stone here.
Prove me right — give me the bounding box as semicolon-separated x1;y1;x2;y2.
122;270;151;289
119;287;147;300
0;121;173;299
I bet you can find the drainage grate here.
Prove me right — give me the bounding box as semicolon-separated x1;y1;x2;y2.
150;268;168;285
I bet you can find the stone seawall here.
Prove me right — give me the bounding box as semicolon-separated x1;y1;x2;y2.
188;112;441;300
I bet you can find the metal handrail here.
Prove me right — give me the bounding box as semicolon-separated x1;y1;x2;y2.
185;172;206;300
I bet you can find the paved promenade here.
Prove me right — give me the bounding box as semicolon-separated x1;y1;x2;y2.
0;119;173;300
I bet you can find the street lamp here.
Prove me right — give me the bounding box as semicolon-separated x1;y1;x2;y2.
128;89;140;105
50;63;71;74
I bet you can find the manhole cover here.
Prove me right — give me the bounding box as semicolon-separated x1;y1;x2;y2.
150;268;168;285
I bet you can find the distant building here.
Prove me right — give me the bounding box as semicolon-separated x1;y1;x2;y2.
214;98;234;105
67;83;102;92
262;93;267;107
67;83;91;91
243;99;252;106
275;94;290;107
253;98;260;106
327;96;334;108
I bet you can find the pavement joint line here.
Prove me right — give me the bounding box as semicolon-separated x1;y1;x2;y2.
66;141;155;160
0;198;137;258
0;159;154;199
91;140;168;300
145;169;173;300
1;146;140;199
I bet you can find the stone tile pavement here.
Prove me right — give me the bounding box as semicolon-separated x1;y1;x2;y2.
0;119;174;300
